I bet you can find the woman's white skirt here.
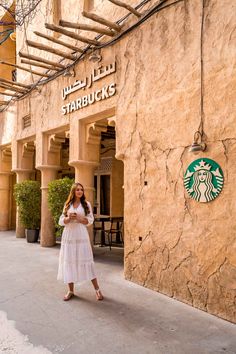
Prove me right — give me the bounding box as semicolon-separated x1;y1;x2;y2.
57;223;96;284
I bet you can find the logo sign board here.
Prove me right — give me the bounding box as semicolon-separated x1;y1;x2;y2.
184;158;224;202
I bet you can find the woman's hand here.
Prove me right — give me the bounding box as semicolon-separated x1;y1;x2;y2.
64;213;77;224
64;216;71;224
76;214;88;225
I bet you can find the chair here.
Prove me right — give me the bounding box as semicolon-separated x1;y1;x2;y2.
93;221;103;245
104;217;124;250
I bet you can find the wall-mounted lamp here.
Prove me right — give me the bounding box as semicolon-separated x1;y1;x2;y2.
63;67;75;77
189;131;206;153
10;31;16;41
89;49;102;63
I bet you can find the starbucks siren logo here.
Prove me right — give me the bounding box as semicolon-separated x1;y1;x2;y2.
184;158;224;203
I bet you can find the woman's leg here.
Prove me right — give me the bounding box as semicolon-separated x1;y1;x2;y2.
68;282;74;293
91;278;99;290
91;278;103;300
63;282;74;301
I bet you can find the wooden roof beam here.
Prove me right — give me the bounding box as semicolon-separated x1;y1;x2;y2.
21;59;60;72
82;11;122;32
59;19;115;37
0;77;31;89
0;82;27;94
108;0;141;17
0;91;20;98
18;52;65;69
45;23;101;46
26;40;76;61
0;61;51;78
34;31;83;53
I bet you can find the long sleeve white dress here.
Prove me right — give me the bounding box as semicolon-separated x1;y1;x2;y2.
57;201;96;284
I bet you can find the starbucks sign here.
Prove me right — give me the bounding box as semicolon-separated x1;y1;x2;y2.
184;158;224;203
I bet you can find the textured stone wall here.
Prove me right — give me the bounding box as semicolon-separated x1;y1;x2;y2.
0;106;15;146
0;4;16;81
116;0;236;323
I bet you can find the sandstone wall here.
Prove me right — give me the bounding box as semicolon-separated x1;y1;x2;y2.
116;0;236;323
0;3;16;82
0;106;15;146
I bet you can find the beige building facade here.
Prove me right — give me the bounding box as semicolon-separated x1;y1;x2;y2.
0;0;235;323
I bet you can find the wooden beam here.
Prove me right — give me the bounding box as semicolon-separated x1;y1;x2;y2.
0;82;26;94
34;31;83;52
18;52;65;69
0;61;51;77
0;77;31;89
0;100;8;105
108;0;141;17
45;23;101;46
0;91;20;98
26;40;76;61
59;19;115;37
21;59;60;71
82;11;121;32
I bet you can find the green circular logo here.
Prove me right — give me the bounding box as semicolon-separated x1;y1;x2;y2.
184;158;224;203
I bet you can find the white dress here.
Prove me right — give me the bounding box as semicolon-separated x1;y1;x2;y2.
57;201;96;284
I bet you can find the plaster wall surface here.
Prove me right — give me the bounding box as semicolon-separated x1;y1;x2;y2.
0;4;16;82
0;106;15;147
115;0;236;323
15;0;155;83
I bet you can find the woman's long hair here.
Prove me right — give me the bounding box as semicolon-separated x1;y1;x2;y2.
63;182;89;216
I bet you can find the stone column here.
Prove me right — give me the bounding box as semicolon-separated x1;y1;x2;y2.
69;160;99;244
0;172;12;231
14;169;32;238
70;160;98;204
37;165;60;247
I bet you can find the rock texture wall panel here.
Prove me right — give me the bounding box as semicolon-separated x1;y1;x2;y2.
117;0;236;323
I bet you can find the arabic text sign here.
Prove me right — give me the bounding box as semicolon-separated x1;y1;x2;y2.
62;62;116;100
61;62;117;115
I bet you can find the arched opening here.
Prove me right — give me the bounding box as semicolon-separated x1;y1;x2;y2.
93;123;124;264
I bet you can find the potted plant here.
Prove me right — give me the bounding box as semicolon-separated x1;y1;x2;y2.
48;177;74;239
14;180;41;243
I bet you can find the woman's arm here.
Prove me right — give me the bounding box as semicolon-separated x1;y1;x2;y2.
85;201;94;225
58;213;70;226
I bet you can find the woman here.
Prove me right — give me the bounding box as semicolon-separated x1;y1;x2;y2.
57;182;103;301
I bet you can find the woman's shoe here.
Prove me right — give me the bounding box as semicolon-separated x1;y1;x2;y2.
95;289;104;301
63;291;74;301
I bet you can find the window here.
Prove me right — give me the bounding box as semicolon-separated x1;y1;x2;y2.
94;157;112;216
94;174;111;216
22;114;31;129
94;175;98;214
12;69;16;82
100;175;110;215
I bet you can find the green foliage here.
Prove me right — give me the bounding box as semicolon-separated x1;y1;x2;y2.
48;177;74;238
14;180;41;229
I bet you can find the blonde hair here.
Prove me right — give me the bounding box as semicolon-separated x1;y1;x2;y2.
63;182;89;216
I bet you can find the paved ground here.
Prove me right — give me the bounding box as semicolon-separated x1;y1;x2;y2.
0;231;236;354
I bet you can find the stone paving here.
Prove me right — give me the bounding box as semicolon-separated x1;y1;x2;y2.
0;231;236;354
